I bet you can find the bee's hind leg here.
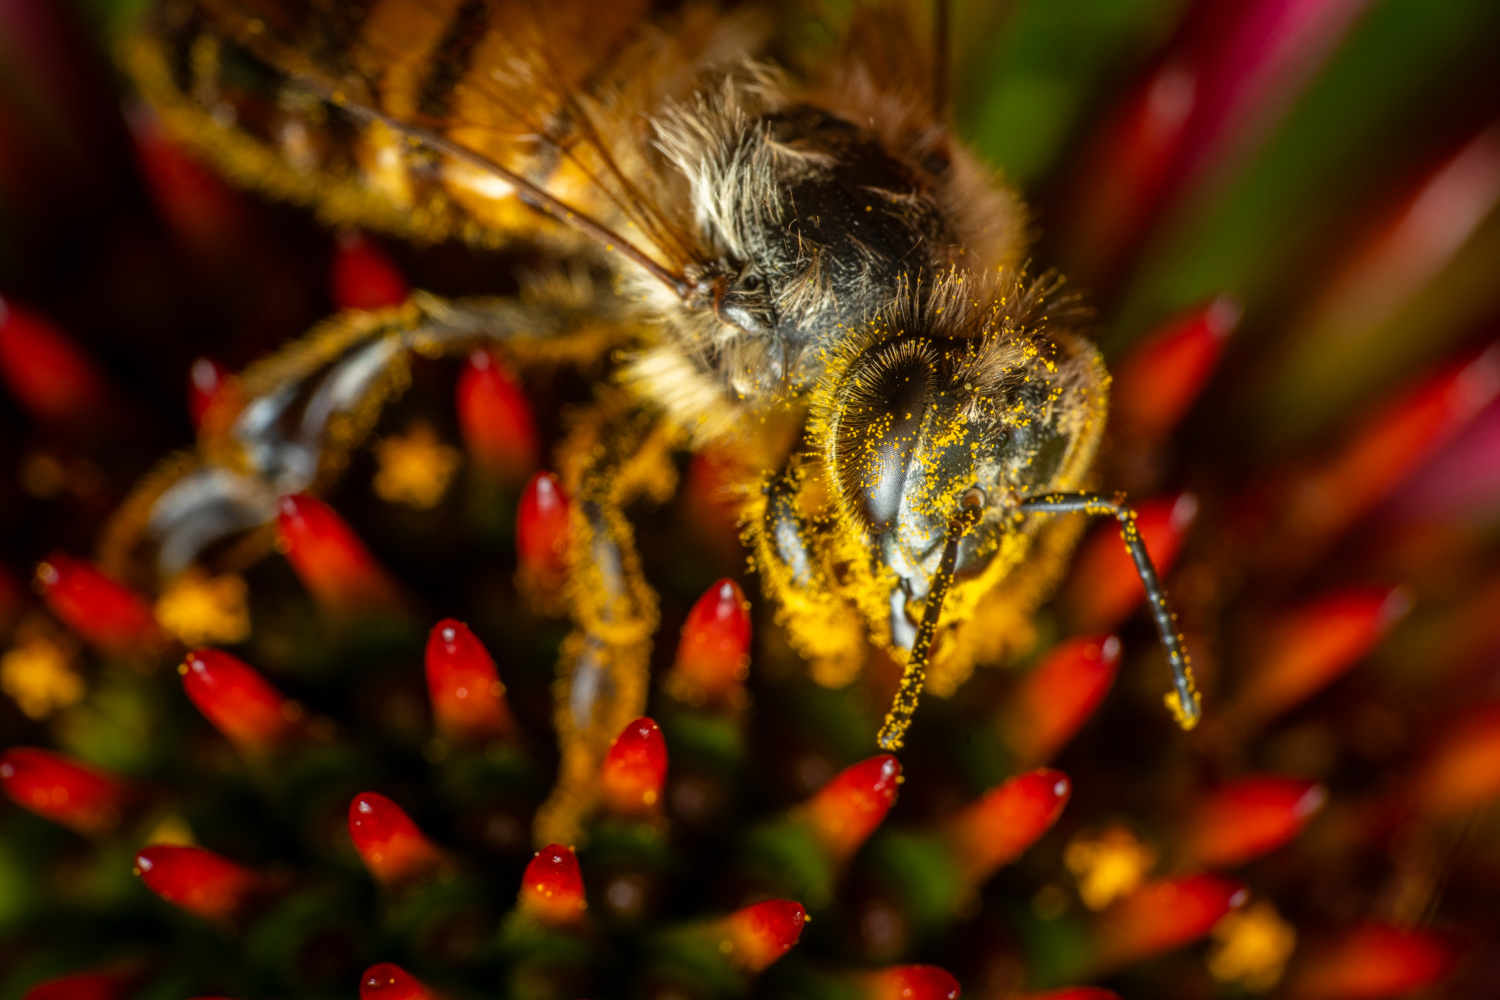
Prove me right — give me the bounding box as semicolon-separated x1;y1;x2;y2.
532;393;676;847
101;288;622;587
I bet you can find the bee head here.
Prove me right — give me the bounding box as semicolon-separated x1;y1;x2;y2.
655;83;965;403
816;273;1106;615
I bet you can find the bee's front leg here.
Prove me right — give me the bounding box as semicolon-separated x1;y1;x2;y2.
532;395;674;847
744;460;868;689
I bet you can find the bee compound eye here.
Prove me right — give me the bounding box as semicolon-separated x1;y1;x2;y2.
833;338;939;533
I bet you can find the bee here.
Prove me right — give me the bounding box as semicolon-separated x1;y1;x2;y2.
111;0;1199;840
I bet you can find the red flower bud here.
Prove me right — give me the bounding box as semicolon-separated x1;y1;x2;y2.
1054;61;1196;281
130;113;252;260
802;754;901;865
1280;348;1500;547
360;963;434;1000
179;649;299;752
1182;776;1326;868
1411;701;1500;816
424;619;513;742
1008;636;1121;766
1094;875;1247;971
670;579;751;704
22;971;134;1000
1113;297;1240;438
134;845;263;922
276;495;403;616
947;770;1071;884
718;899;806;972
860;965;961;1000
683;449;746;550
516;472;571;580
35;553;164;654
1063;493;1198;631
1234;587;1409;725
600;716;668;818
348;792;445;886
518;843;586;926
332;232;408;311
187;358;229;430
0;747;129;835
0;299;109;426
1289;924;1458;1000
456;350;538;482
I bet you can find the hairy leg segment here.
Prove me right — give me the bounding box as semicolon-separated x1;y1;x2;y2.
534;397;674;845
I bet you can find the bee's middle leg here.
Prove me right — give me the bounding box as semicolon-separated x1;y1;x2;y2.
532;395;675;846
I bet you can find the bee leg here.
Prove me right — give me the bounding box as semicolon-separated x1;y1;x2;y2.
534;399;670;846
102;290;619;584
1015;491;1202;729
746;462;868;689
875;503;983;752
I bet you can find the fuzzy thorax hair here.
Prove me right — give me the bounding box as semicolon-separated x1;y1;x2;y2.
620;64;1031;444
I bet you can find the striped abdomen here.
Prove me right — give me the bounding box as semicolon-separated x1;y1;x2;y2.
125;0;749;251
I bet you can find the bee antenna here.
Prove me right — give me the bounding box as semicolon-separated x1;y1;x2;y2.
1015;491;1202;729
876;498;982;751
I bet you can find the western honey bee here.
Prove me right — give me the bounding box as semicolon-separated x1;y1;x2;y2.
111;0;1199;839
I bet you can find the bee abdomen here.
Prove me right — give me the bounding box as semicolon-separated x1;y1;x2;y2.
125;0;678;248
125;0;472;242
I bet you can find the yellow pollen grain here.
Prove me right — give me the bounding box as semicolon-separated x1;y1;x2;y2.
373;421;461;510
144;814;197;846
155;570;251;646
1064;824;1158;911
1208;900;1297;992
1;636;84;720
